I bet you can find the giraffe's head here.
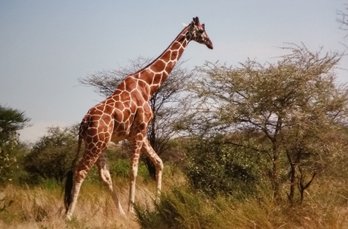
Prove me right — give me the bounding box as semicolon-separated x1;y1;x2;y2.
188;17;213;49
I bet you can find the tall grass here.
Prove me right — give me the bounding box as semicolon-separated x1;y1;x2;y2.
0;165;347;228
0;180;140;228
0;163;185;228
135;178;348;229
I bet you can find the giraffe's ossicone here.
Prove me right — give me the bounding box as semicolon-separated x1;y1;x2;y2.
64;16;213;220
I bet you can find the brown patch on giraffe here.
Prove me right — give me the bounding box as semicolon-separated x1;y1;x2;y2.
98;123;108;132
131;90;143;105
104;105;114;114
117;81;126;91
171;41;181;50
137;80;147;90
115;101;124;111
171;50;178;60
112;89;122;97
140;74;152;85
123;100;130;108
102;114;112;125
91;107;103;116
150;60;165;72
139;69;153;84
114;123;126;134
106;98;115;106
150;85;159;95
86;136;93;144
138;80;150;100
129;103;137;113
165;62;174;73
182;39;188;47
161;51;171;62
125;77;137;91
95;141;102;149
177;48;185;58
120;91;130;101
123;109;131;122
91;114;102;121
137;122;147;131
113;109;124;122
153;73;162;85
93;135;100;143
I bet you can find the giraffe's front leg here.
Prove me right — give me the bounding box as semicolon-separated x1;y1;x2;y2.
128;133;144;213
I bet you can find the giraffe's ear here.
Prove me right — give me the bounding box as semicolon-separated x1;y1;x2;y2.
193;17;200;25
189;21;195;29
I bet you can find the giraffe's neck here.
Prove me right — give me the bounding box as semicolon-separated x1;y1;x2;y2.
136;26;191;96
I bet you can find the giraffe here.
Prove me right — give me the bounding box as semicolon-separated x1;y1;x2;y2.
64;16;213;220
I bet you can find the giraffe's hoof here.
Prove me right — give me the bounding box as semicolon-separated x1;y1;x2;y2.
65;214;72;221
119;208;126;217
128;206;135;215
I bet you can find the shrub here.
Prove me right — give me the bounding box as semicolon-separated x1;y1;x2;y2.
185;135;260;197
109;158;150;180
23;127;77;184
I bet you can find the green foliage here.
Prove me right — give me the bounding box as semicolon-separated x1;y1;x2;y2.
23;126;77;183
0;105;30;184
108;158;150;180
185;135;260;197
0;105;30;144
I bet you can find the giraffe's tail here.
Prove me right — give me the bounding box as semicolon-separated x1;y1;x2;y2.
64;128;83;212
64;170;74;212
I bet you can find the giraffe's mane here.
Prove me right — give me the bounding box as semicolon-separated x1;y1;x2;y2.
129;25;190;78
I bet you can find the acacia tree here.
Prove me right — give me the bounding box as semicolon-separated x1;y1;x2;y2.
189;46;347;201
0;105;30;183
80;57;192;177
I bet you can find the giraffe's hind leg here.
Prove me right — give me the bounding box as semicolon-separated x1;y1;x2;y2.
97;153;125;216
142;137;163;201
65;146;106;220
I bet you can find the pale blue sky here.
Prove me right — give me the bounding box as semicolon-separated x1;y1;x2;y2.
0;0;347;142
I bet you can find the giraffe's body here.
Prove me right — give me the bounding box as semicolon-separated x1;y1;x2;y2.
64;17;213;220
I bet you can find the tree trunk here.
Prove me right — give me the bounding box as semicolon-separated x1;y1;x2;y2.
286;151;296;203
271;147;281;201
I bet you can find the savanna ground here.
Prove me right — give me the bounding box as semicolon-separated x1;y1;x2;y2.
0;164;347;229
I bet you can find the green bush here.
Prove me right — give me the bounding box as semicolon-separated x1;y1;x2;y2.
0;143;29;184
23;127;77;184
108;158;150;180
185;135;260;197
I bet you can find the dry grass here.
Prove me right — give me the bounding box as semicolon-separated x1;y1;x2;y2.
0;165;187;228
215;181;348;229
0;168;347;229
135;176;348;229
0;181;152;228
